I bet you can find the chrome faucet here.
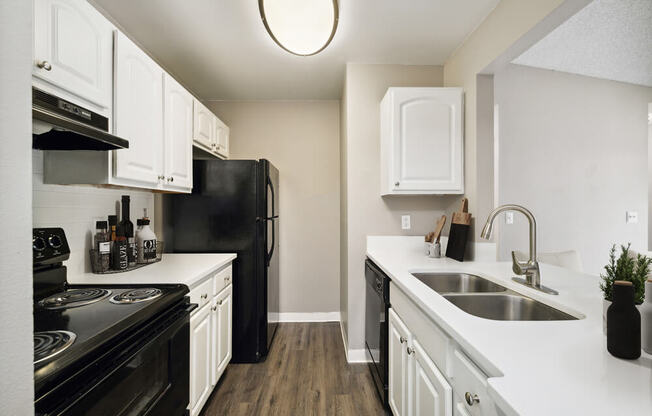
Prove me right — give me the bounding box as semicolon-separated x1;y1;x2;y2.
480;204;558;295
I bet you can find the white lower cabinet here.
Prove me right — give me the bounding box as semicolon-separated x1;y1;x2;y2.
211;285;232;385
389;308;452;416
189;303;212;416
188;266;234;416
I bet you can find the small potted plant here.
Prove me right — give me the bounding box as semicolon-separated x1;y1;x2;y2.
600;244;651;333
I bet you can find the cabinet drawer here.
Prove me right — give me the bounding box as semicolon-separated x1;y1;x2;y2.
450;349;496;416
190;278;213;309
213;265;232;296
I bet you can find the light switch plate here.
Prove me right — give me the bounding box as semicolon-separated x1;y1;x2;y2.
626;211;638;224
505;211;514;225
401;215;411;230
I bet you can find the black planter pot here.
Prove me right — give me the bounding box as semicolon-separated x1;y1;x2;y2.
607;280;641;359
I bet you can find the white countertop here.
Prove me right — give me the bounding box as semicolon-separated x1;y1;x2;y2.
367;236;652;416
68;253;236;289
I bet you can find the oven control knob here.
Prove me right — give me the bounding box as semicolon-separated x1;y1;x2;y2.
48;234;63;249
33;237;46;252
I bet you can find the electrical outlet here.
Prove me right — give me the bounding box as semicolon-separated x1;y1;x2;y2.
505;211;514;225
401;215;411;230
626;211;638;224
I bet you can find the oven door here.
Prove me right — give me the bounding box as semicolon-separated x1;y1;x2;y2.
36;304;192;416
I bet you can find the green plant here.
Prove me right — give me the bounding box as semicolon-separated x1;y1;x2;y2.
600;244;651;304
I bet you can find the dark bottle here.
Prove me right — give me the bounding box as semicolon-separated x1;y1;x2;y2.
112;224;128;270
108;215;118;266
120;195;136;267
607;280;641;359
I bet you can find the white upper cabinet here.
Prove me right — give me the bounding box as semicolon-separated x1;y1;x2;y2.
214;117;230;159
193;99;230;159
113;31;164;187
193;99;214;151
164;74;193;190
380;87;464;195
33;0;113;112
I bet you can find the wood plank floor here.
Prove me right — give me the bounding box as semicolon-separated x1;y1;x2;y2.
200;322;387;416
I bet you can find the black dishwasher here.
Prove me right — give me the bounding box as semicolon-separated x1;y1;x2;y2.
365;258;390;408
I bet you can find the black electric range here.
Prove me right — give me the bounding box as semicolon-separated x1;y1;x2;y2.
33;228;194;416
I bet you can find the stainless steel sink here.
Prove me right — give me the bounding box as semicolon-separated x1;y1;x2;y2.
412;272;507;294
443;294;577;321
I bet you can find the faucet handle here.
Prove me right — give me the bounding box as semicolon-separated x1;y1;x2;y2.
511;251;528;275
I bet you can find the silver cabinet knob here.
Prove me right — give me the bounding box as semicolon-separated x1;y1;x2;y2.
212;305;217;311
217;299;223;306
399;336;407;344
158;175;165;180
224;276;231;282
464;392;480;406
406;346;415;355
394;181;400;186
170;176;174;182
37;60;52;71
201;293;207;299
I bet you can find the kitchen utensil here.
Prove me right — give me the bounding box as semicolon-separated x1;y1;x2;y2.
433;215;446;243
446;198;471;262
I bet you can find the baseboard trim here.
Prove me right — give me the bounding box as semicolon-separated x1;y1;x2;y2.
269;312;340;323
339;320;371;363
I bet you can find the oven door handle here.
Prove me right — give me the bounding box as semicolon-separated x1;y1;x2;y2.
186;303;199;314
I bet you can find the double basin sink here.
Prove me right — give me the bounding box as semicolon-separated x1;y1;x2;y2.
412;272;577;321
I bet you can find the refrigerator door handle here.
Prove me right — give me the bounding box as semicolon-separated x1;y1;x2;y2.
267;176;275;218
267;218;275;266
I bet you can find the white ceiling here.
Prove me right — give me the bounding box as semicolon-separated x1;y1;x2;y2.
91;0;500;100
513;0;652;87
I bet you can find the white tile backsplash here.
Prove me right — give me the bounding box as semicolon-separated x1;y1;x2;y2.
32;150;155;276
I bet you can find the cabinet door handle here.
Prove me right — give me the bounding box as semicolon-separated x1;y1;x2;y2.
201;293;207;299
406;346;414;355
394;181;400;187
224;276;231;282
464;392;480;406
158;175;165;180
217;300;223;306
212;305;217;311
399;336;407;344
37;60;52;71
170;176;174;182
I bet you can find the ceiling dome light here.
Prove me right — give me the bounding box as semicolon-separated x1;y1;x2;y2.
259;0;339;56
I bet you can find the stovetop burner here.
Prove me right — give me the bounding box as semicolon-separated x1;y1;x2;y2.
39;288;112;310
110;288;163;304
34;331;76;364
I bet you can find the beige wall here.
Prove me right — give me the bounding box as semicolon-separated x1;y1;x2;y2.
340;78;349;341
341;64;452;352
495;64;652;275
443;0;566;240
206;101;341;315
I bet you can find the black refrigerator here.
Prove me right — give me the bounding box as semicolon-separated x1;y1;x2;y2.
162;159;279;363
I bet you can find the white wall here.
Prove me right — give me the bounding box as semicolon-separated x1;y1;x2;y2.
649;103;652;250
341;64;453;355
33;151;155;277
206;101;341;316
495;64;652;275
0;0;34;412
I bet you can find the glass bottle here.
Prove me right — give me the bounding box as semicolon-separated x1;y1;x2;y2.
607;280;641;359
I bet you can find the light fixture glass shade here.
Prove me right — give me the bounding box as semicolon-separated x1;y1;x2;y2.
259;0;339;56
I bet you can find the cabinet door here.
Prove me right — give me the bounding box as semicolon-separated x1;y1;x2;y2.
389;308;411;416
411;339;453;416
211;286;232;385
163;74;193;191
189;306;212;416
33;0;113;110
193;99;213;150
113;31;163;186
215;118;230;159
384;88;463;194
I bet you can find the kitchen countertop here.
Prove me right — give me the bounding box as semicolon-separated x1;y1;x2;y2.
367;236;652;416
68;253;237;289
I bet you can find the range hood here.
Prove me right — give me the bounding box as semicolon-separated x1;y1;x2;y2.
32;87;129;151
